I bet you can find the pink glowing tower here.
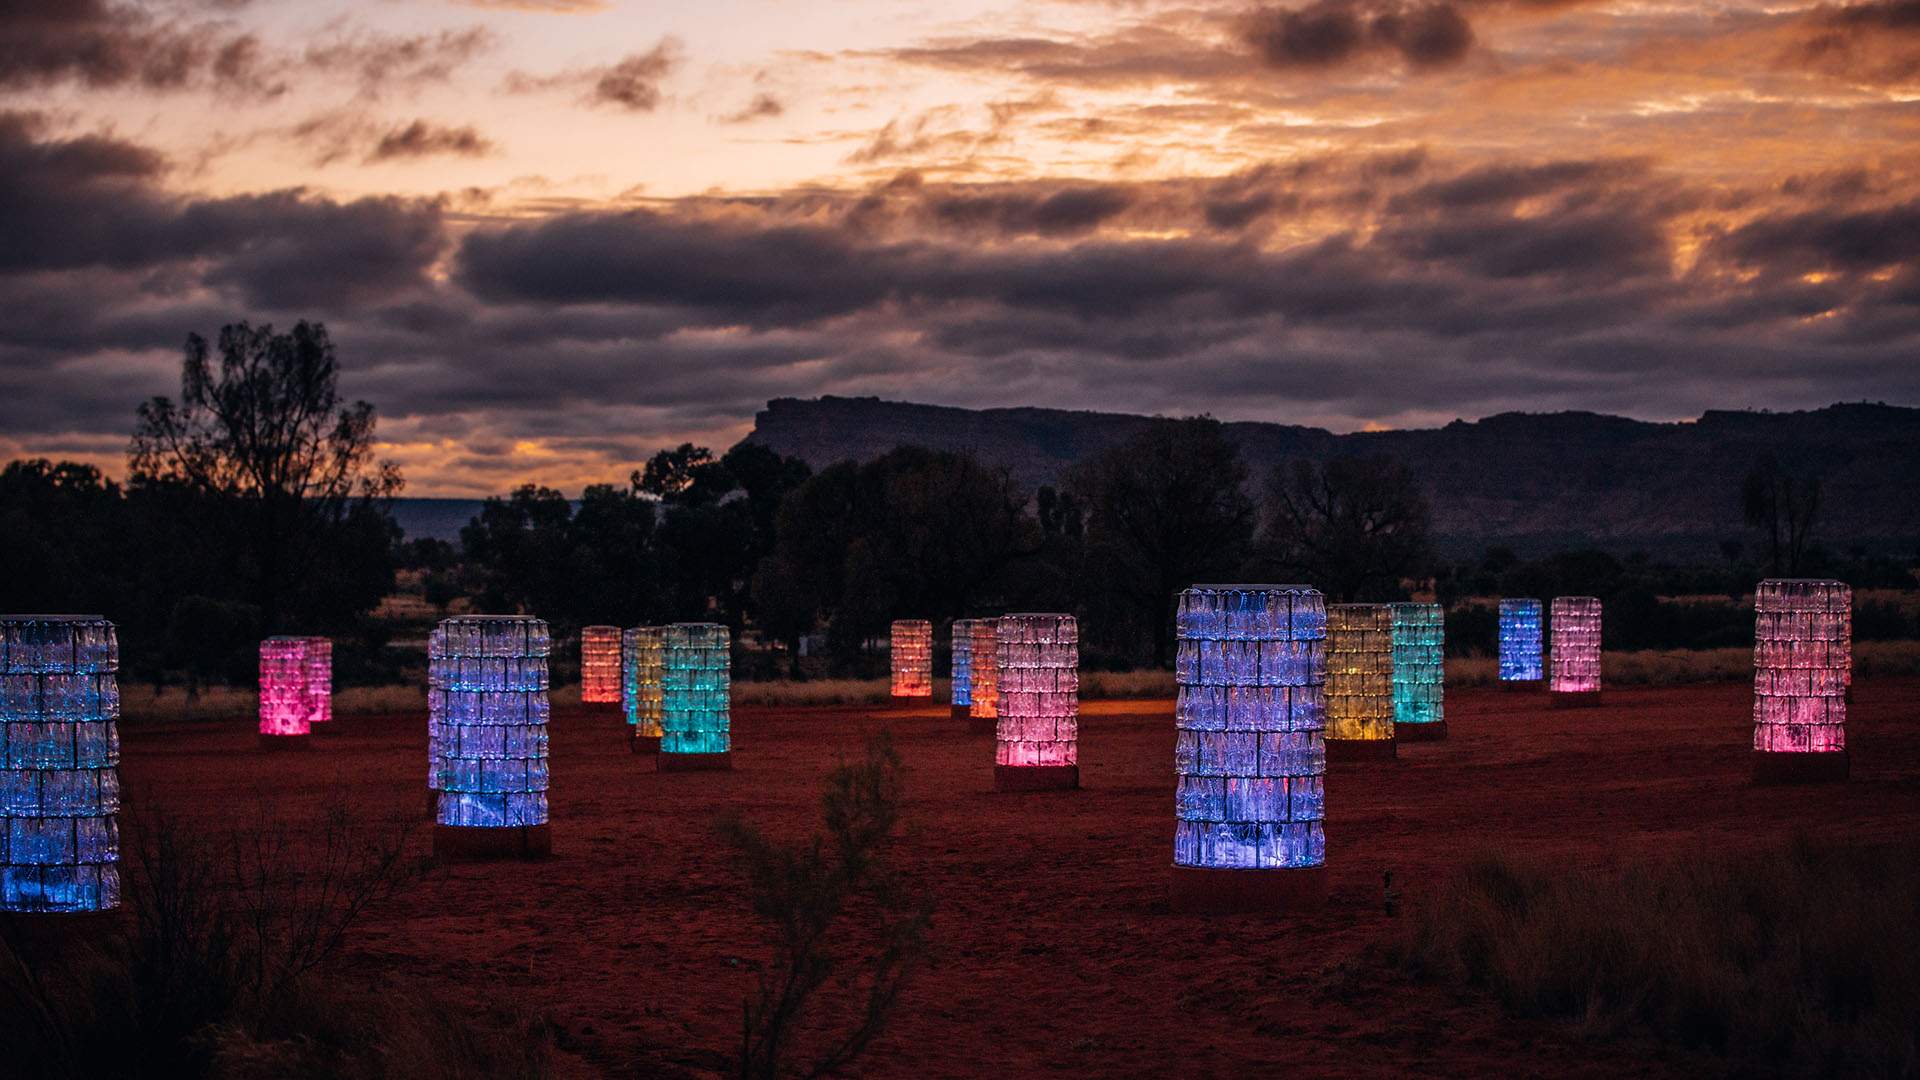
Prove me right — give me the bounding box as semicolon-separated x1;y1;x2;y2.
1752;579;1850;783
303;636;333;729
258;637;313;748
1549;596;1602;706
993;614;1079;791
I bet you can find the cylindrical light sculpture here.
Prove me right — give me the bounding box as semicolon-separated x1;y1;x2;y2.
967;618;999;735
1171;586;1328;912
622;626;665;754
430;615;552;859
890;619;933;702
950;619;976;720
1326;604;1395;760
1;615;121;914
1498;598;1544;686
580;625;622;704
303;636;333;731
660;622;731;771
1389;602;1446;740
258;636;313;748
1752;579;1850;784
993;614;1078;791
1549;596;1603;707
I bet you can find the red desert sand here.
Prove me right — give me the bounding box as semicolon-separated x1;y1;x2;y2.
121;679;1920;1077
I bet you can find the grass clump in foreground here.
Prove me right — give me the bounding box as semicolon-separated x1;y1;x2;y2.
1388;840;1920;1076
721;732;932;1080
0;796;551;1079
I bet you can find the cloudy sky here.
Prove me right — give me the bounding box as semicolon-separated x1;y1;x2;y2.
2;0;1917;495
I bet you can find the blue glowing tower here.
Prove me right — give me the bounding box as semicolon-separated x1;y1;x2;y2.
1497;599;1544;684
1;615;121;914
429;615;551;858
1171;586;1327;912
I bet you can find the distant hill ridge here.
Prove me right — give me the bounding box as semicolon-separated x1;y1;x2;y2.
744;397;1920;558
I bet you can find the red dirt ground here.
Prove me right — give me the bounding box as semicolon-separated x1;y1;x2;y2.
121;678;1920;1077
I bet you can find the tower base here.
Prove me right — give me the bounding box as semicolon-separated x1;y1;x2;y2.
0;908;125;957
659;751;733;772
1170;865;1327;914
1395;720;1448;742
432;823;551;860
629;733;662;755
950;705;972;721
257;733;312;750
1751;750;1849;785
1325;738;1397;762
967;715;998;736
994;764;1079;792
1551;690;1603;708
1498;679;1544;692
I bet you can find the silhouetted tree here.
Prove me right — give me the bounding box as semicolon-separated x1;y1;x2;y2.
1068;418;1255;666
766;447;1039;665
1741;453;1821;576
129;321;401;634
634;443;717;502
1258;455;1431;603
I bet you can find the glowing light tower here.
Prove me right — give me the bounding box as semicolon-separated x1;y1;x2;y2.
430;615;552;859
622;626;665;754
1326;604;1395;760
950;619;978;720
1171;586;1327;913
1752;579;1851;784
890;620;933;704
1;615;121;914
967;618;1000;735
1498;599;1545;688
1390;602;1446;740
1549;597;1603;707
258;637;314;749
660;623;731;772
303;636;333;732
580;625;622;705
993;614;1079;791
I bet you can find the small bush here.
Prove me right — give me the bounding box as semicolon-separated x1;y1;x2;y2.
721;733;932;1080
1387;841;1920;1076
0;796;550;1079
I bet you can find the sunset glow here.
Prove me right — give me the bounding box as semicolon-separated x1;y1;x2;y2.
3;1;1915;494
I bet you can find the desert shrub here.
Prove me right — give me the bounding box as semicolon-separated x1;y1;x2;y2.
720;733;932;1080
0;796;551;1079
1387;841;1920;1076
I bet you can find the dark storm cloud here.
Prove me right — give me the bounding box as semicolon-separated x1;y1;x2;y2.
1244;1;1475;72
0;112;445;306
1786;0;1920;80
929;186;1136;236
0;0;280;96
1712;200;1920;273
367;120;495;162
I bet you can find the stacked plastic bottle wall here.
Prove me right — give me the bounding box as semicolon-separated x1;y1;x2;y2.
1173;587;1327;870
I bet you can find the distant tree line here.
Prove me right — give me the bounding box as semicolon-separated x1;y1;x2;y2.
5;319;1916;688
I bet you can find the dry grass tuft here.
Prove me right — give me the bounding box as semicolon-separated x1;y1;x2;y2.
1386;841;1920;1075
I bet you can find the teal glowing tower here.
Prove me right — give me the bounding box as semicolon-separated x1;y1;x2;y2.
1389;602;1446;740
660;622;731;771
1;615;121;914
